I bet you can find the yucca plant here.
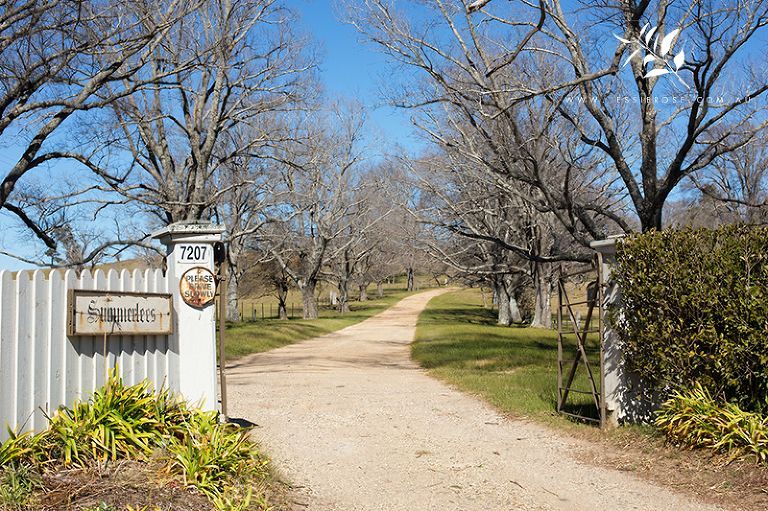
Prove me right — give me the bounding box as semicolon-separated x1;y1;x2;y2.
167;410;268;501
0;428;47;467
656;384;768;463
44;368;191;465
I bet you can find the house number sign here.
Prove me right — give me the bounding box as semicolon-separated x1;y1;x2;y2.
176;243;211;264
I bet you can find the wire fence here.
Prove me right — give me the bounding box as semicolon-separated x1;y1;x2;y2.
215;296;343;322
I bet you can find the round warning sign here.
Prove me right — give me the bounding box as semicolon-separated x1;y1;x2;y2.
179;266;217;308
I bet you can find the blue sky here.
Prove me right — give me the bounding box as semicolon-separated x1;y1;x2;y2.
287;0;423;153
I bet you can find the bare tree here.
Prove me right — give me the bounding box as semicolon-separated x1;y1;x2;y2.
211;125;286;321
677;127;768;225
96;0;310;226
348;0;629;252
326;165;393;311
542;0;768;230
351;0;768;238
411;152;571;326
260;104;372;319
0;0;195;261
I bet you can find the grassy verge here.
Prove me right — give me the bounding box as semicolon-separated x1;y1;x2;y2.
225;289;416;359
412;287;599;426
412;288;768;511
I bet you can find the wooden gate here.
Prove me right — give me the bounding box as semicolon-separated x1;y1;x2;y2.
556;254;606;428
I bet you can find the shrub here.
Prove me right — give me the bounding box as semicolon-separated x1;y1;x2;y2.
0;371;269;510
655;385;768;463
0;429;46;467
43;369;191;465
166;410;269;501
613;225;768;413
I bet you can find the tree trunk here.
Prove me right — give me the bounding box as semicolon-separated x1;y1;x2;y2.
337;279;350;314
531;265;553;328
276;280;288;320
406;267;414;291
494;276;522;325
226;264;240;322
358;283;368;301
301;280;319;319
497;303;511;325
493;278;510;325
508;295;522;323
376;281;384;297
639;201;664;232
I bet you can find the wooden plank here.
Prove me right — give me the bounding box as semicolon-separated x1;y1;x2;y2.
15;271;33;432
31;270;49;431
48;270;66;414
557;388;598;396
132;269;148;385
560;411;600;423
78;270;96;397
0;271;17;432
63;270;80;406
556;269;605;426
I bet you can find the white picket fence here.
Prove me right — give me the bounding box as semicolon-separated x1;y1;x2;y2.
0;267;177;440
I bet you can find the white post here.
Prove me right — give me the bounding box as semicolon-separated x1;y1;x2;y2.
152;221;225;410
592;235;658;426
591;237;622;426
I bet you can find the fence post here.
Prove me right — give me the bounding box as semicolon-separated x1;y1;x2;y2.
152;222;225;412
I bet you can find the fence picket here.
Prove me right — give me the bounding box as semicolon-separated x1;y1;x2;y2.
15;272;34;432
0;271;16;430
49;270;66;413
31;270;49;431
63;270;79;406
133;269;148;385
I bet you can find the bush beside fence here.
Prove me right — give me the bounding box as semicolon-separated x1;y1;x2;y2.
613;226;768;414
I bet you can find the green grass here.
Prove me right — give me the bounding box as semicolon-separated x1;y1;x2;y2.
412;288;601;426
224;289;417;359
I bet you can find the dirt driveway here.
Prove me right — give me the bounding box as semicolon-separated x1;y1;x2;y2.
228;289;720;511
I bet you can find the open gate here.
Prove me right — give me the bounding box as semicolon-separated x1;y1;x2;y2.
556;254;606;428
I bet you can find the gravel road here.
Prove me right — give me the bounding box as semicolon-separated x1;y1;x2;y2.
228;289;720;511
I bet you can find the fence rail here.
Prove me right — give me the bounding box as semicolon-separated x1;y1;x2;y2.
0;268;177;440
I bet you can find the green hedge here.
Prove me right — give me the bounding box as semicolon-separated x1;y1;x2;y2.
613;226;768;413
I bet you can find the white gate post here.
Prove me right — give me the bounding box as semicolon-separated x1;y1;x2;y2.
591;237;622;426
152;221;225;410
592;234;658;425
